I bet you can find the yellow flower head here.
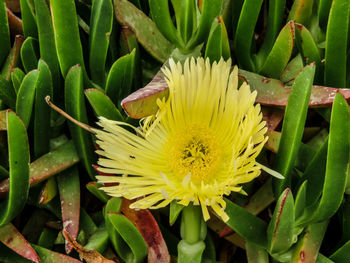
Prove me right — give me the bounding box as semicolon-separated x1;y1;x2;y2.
95;58;267;222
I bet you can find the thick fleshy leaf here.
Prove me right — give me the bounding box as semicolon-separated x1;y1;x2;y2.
104;197;148;263
0;75;16;109
89;0;113;86
10;67;25;94
65;65;96;179
288;0;313;26
169;201;185;226
291;221;328;263
32;244;82;263
279;54;304;84
20;37;39;73
85;89;123;121
38;177;58;205
16;69;39;128
86;181;109;203
114;0;174;62
246;241;269;263
0;111;30;227
256;0;286;64
259;21;295;78
224;197;267;247
0;0;10;67
318;0;332;30
20;0;37;38
267;189;295;254
0;140;79;195
57;166;80;254
51;0;85;77
273;64;315;196
105;50;135;106
34;59;53;158
34;0;61;102
149;0;183;47
0;223;39;262
122;68;349;119
121;199;170;263
234;0;263;71
295;24;323;84
205;16;230;62
300;138;328;208
324;0;350;88
1;35;25;81
177;0;196;44
121;70;169;118
309;94;349;222
6;8;23;37
329;240;350;262
187;0;222;49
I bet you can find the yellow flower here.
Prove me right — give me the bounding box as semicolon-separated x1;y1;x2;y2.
95;58;268;222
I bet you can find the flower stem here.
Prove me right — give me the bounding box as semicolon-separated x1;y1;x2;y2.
178;204;206;263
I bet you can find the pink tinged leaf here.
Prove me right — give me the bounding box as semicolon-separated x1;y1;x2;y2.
0;223;40;262
57;167;80;254
121;199;170;263
0;140;79;196
122;69;350;119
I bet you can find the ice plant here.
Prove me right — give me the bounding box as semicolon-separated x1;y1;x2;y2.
94;57;268;222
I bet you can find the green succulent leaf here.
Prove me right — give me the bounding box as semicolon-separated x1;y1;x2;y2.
20;37;39;73
234;0;263;71
16;69;39;127
0;0;10;67
324;0;350;88
89;0;113;86
85;89;123;121
105;197;148;263
0;111;30;227
65;65;96;179
149;0;183;48
224;197;267;248
259;21;295;78
273;63;315;196
267;188;295;254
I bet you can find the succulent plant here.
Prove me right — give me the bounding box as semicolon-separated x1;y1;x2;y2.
0;0;349;262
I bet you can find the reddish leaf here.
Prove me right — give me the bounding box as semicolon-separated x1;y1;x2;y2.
57;167;80;254
7;8;23;37
0;34;24;80
261;107;284;131
122;69;350;119
121;199;170;263
0;140;79;196
0;223;39;262
121;70;169;118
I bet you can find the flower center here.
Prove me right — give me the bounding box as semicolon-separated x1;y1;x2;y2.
166;124;221;183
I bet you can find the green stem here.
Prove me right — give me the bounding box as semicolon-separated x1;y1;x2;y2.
177;204;206;263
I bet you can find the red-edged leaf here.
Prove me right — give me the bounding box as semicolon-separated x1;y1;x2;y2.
121;70;169;118
0;223;39;262
57;166;80;254
0;140;79;196
121;199;170;263
0;34;24;80
7;8;23;37
122;69;350;119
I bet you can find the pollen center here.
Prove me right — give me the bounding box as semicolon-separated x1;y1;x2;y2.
166;124;221;183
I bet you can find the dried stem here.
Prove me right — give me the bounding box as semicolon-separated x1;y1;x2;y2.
45;96;96;135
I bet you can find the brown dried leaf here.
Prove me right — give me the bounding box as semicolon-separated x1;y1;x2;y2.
62;230;116;263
